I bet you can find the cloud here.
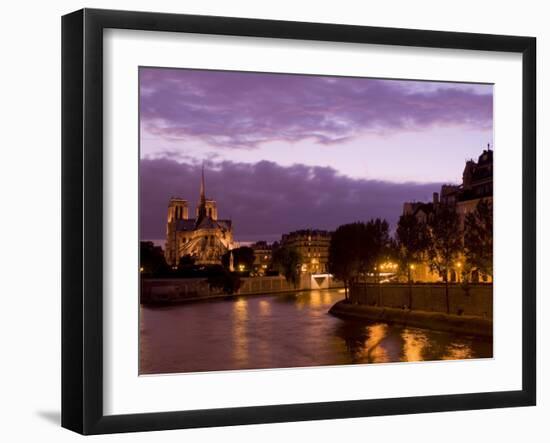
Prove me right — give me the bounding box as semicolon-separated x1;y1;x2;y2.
140;68;493;150
140;159;443;242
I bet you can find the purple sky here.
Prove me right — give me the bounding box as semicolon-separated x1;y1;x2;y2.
140;67;493;242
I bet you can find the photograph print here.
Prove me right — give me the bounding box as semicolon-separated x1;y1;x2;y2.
139;67;494;375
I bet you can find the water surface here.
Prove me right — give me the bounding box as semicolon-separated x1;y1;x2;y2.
140;289;492;374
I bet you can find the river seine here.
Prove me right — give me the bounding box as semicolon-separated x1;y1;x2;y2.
140;289;492;374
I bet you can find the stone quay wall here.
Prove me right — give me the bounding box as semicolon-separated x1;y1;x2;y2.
141;278;213;303
349;282;493;318
238;276;298;295
329;302;493;337
141;275;332;304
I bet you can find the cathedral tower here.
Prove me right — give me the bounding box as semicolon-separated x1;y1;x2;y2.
165;166;232;267
167;197;189;222
165;197;188;266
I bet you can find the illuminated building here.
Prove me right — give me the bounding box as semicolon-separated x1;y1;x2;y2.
250;241;273;275
164;167;235;266
280;229;331;274
402;146;493;283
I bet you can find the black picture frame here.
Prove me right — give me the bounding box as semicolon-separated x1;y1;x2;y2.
62;8;536;435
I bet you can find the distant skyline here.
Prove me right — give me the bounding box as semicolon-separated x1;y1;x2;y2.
140;67;493;242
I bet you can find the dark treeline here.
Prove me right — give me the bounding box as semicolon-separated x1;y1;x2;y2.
139;242;294;294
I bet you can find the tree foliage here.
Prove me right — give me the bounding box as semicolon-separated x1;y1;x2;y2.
207;267;242;294
178;254;195;269
365;218;393;276
172;254;198;278
328;219;392;300
140;241;170;276
464;199;493;278
328;223;366;298
221;246;255;273
427;206;462;279
396;214;430;282
427;205;463;313
396;214;429;308
272;245;302;288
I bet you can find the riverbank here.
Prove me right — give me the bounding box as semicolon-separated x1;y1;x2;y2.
141;275;343;305
141;287;316;305
329;300;493;337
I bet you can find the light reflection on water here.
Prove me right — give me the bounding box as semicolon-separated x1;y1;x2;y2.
140;289;492;375
232;298;249;367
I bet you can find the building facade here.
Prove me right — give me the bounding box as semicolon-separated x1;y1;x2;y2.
250;241;273;275
165;168;235;267
456;148;493;230
280;229;331;274
402;146;493;283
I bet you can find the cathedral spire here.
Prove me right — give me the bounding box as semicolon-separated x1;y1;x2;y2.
196;164;208;225
200;163;206;205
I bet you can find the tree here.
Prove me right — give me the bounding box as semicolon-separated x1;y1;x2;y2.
328;223;367;300
464;199;493;280
427;205;463;313
365;218;392;305
365;218;392;274
140;241;169;276
221;247;255;273
207;267;242;294
174;254;197;277
178;254;195;269
396;214;430;308
272;245;302;288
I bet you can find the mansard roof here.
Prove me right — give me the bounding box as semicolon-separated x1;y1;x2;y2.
413;202;434;216
283;229;331;238
477;149;493;166
463;149;493;182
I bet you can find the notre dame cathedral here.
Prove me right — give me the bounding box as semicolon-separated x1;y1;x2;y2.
164;167;235;266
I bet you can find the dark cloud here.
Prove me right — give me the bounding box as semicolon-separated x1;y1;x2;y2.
140;159;443;242
140;68;493;149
